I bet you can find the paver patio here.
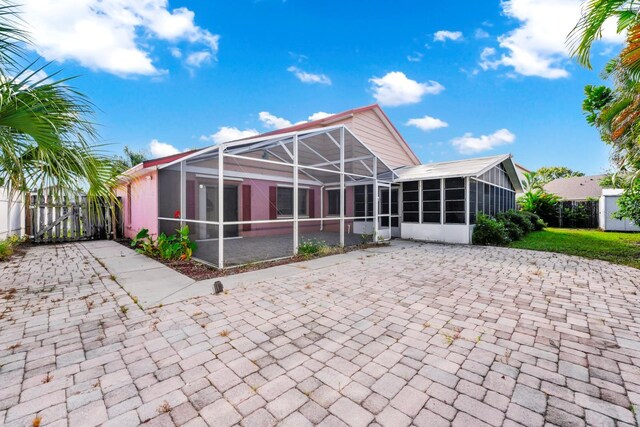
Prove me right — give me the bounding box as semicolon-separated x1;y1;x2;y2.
1;241;640;426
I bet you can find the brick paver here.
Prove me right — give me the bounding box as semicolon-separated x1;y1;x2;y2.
1;241;640;426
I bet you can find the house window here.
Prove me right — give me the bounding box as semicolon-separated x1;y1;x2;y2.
402;181;419;223
276;187;308;217
445;177;466;224
327;189;340;215
422;179;441;223
354;185;373;221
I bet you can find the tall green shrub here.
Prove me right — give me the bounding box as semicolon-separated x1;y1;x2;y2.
473;214;510;245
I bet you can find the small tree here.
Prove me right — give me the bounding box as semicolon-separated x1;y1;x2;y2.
536;166;584;185
518;189;560;225
614;179;640;225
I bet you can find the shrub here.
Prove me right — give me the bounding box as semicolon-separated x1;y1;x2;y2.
0;239;15;261
298;239;326;256
518;191;560;224
561;205;589;228
495;214;524;242
519;211;546;231
473;214;510;245
498;210;534;234
132;226;197;261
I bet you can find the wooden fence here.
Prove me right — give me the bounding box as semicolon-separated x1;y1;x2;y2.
28;194;113;243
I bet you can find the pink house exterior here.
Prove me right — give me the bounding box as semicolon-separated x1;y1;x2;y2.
116;104;418;242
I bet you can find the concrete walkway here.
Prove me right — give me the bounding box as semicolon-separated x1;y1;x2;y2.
2;241;640;426
83;240;418;308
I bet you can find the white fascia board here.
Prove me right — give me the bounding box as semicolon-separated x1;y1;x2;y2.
185;165;319;186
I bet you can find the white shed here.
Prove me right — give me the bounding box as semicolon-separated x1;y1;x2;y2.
599;189;640;232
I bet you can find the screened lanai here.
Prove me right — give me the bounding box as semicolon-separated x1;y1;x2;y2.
156;126;395;268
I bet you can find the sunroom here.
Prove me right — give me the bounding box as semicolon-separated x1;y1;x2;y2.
155;126;396;268
394;154;523;244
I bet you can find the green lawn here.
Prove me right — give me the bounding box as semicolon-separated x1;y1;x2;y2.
509;228;640;269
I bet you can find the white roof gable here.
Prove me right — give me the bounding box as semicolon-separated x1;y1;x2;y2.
393;154;523;191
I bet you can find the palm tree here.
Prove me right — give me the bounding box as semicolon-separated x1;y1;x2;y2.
114;146;147;172
0;1;116;232
568;1;640;75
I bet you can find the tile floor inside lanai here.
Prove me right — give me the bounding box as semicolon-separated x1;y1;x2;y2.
1;241;640;426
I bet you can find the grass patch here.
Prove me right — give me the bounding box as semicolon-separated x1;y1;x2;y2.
509;228;640;269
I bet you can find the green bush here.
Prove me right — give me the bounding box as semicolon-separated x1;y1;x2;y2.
0;239;15;261
132;226;197;261
496;214;524;241
562;205;589;228
473;214;510;245
519;211;546;231
518;191;560;224
497;210;534;234
298;239;326;256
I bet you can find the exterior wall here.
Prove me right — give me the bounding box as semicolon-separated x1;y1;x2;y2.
401;223;472;244
295;110;419;170
599;193;640;232
0;186;24;238
116;170;159;239
350;109;420;169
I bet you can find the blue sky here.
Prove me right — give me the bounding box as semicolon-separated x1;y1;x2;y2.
23;0;624;174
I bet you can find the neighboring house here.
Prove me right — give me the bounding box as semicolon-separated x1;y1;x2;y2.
0;185;24;239
543;174;606;201
117;104;522;268
543;174;639;231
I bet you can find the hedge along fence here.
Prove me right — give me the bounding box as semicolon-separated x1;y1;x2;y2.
549;200;599;229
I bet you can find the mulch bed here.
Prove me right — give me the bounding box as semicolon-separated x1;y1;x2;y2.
115;238;384;281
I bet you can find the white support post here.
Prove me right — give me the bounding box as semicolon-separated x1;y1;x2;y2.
388;185;392;237
339;127;345;247
418;180;423;224
180;160;186;229
320;186;324;231
293;134;299;255
465;177;470;225
373;159;378;242
440;178;445;224
217;146;225;269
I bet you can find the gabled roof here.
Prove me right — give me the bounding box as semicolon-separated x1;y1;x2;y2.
132;104;419;171
250;104;420;166
393;154;523;191
543;174;605;201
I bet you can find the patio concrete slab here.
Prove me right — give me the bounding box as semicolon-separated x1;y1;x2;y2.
82;240;403;308
81;241;196;308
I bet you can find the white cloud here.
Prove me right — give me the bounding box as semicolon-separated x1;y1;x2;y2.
206;111;336;140
369;71;444;107
149;139;180;157
185;51;211;67
259;112;293;130
200;127;259;144
169;47;182;58
307;112;333;121
475;28;490;39
483;0;624;79
287;66;332;85
21;0;219;77
451;129;516;154
406;115;449;132
407;52;424;62
434;30;463;42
